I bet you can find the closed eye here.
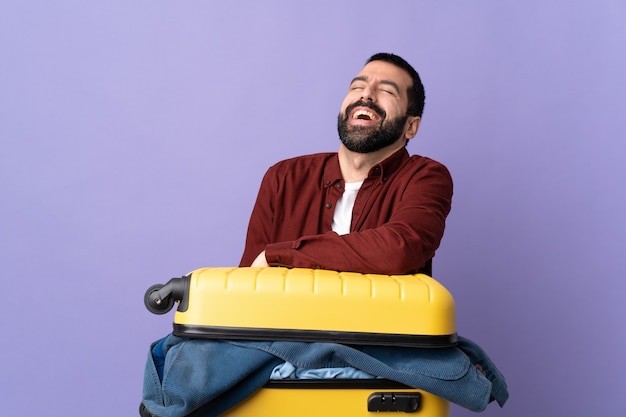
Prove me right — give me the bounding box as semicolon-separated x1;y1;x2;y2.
379;80;400;96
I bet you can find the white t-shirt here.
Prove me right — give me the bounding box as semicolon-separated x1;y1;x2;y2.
331;181;363;235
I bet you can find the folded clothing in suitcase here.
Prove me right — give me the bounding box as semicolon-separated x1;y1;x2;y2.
143;267;461;417
145;267;457;348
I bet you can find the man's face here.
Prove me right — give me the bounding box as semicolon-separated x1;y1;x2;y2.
337;60;415;153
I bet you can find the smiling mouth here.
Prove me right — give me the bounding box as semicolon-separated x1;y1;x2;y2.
352;109;378;121
346;100;385;122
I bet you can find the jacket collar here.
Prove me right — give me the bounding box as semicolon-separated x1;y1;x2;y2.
323;147;410;188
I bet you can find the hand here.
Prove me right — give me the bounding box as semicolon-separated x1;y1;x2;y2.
250;250;269;268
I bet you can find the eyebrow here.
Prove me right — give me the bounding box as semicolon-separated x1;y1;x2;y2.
350;75;401;94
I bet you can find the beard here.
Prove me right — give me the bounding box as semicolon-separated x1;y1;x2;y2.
337;101;408;154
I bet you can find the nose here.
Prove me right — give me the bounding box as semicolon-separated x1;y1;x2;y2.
360;84;376;102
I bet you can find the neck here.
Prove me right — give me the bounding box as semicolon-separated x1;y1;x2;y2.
337;142;404;183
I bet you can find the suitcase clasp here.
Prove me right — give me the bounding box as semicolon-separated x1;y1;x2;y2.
367;392;421;413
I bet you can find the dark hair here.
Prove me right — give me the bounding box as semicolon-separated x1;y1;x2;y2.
366;53;425;117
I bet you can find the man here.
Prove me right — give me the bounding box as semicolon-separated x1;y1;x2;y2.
139;55;510;417
240;53;453;275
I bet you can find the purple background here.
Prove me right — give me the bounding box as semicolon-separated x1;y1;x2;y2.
2;1;625;416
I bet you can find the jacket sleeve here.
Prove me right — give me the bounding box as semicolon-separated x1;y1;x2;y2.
262;161;453;275
239;167;279;267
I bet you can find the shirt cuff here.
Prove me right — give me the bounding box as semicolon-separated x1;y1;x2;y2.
264;241;295;267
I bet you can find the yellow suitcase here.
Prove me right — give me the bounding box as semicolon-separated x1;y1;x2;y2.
224;380;450;416
144;267;456;416
145;267;456;348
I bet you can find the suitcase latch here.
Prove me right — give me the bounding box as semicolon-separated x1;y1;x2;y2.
367;392;421;413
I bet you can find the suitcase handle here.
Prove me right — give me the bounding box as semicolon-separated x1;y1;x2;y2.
144;275;190;315
368;392;421;413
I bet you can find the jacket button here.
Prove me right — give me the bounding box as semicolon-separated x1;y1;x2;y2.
325;203;332;209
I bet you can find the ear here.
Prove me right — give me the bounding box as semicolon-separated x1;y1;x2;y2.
404;116;421;140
